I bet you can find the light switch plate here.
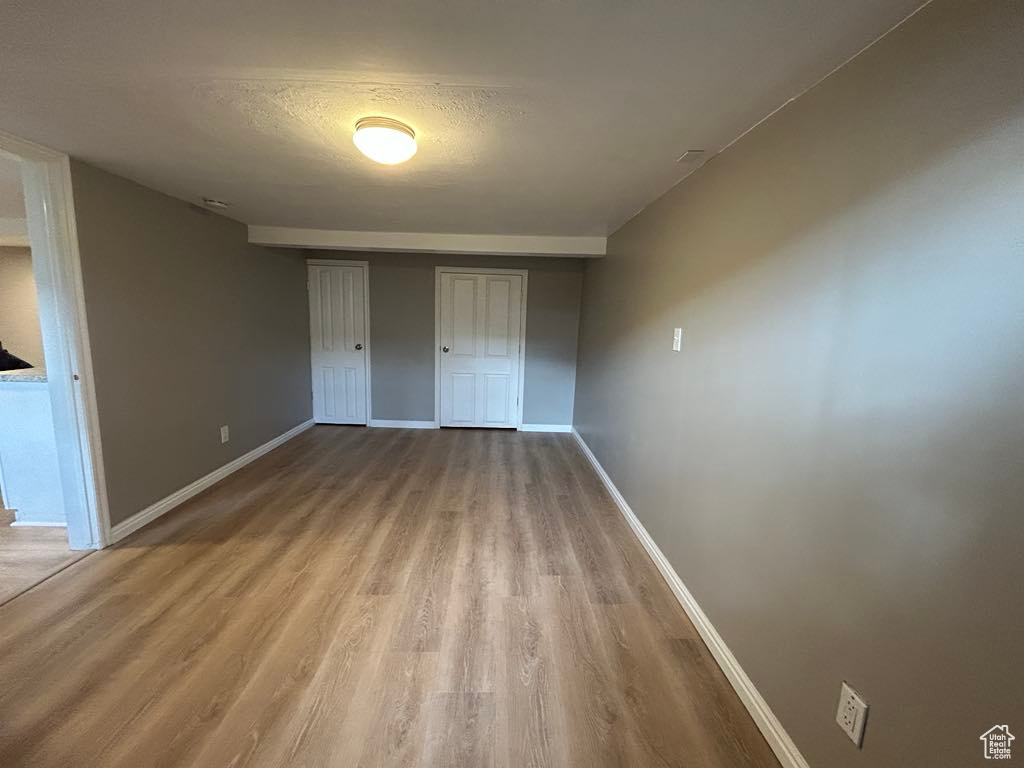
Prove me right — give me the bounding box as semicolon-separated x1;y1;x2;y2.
836;681;869;747
220;425;230;444
672;327;683;352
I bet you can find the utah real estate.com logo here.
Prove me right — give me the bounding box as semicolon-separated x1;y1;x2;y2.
980;725;1014;760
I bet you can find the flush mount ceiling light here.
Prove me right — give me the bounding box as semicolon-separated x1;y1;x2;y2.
353;117;417;165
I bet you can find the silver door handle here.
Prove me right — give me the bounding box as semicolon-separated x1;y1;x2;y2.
355;343;363;350
442;346;449;353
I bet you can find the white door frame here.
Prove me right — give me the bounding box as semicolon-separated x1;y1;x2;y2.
434;266;528;430
306;258;372;423
0;131;110;549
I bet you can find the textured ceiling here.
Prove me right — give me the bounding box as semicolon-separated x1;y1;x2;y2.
0;155;25;218
0;0;923;236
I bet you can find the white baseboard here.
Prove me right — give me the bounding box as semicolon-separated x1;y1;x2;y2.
109;419;315;544
10;520;67;527
571;428;810;768
369;419;438;429
519;423;573;433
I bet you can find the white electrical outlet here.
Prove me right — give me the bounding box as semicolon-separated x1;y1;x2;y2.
220;425;230;444
836;681;869;747
672;327;683;352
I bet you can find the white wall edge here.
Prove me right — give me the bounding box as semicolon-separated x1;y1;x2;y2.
249;226;606;258
109;419;315;544
520;424;573;433
368;419;438;430
571;427;811;768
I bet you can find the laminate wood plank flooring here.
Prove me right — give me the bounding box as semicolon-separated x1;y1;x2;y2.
0;426;780;768
0;509;88;607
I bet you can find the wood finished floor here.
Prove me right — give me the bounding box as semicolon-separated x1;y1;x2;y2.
0;427;779;768
0;509;88;608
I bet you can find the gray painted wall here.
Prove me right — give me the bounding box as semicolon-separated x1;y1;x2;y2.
71;161;312;526
573;2;1024;767
310;251;582;425
0;247;44;367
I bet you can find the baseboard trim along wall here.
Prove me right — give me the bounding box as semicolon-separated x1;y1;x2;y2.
109;419;315;544
10;521;68;527
366;421;573;432
571;428;811;768
368;419;439;429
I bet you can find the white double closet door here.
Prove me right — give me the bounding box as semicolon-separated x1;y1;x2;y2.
438;270;525;428
309;262;369;425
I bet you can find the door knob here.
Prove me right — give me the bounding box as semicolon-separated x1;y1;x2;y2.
355;343;363;350
442;346;450;353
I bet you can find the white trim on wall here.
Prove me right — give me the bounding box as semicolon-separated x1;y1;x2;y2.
0;131;110;549
10;521;67;528
109;419;314;544
571;428;811;768
434;266;529;430
250;226;606;258
367;421;570;433
369;419;438;430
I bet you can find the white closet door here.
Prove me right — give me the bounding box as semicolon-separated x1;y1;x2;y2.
439;271;523;428
309;263;368;424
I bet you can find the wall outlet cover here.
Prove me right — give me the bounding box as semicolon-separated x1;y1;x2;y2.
220;425;230;444
836;681;869;747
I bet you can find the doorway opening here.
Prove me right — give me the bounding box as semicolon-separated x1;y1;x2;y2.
0;132;108;605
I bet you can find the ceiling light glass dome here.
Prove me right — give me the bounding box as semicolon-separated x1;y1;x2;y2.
353;117;417;165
